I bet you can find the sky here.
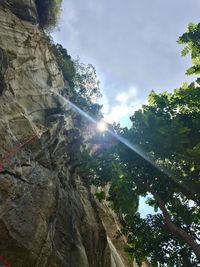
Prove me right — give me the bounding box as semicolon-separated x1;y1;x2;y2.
52;0;200;127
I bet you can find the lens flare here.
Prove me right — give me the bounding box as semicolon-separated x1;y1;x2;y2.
50;91;190;192
52;91;157;167
97;121;107;132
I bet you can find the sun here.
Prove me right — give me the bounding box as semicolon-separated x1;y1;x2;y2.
97;120;107;132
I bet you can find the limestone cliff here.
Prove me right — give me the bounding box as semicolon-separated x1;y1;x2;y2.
0;2;112;266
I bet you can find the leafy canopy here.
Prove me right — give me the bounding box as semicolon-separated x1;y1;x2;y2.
178;22;200;75
78;22;200;267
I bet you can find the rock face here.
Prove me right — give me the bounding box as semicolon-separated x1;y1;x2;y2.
0;2;111;267
7;0;38;24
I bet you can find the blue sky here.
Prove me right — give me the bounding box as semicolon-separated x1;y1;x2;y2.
53;0;200;127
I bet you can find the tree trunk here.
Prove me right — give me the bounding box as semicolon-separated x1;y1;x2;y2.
147;187;200;261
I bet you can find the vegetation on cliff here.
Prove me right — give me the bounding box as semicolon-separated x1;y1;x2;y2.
51;43;75;84
49;41;103;132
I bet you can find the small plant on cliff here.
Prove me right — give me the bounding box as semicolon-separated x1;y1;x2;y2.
71;59;102;118
35;0;62;30
51;43;75;85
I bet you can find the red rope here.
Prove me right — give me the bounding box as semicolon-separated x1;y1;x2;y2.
0;133;38;171
0;256;12;267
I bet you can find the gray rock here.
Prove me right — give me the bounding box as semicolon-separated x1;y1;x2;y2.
0;4;111;267
7;0;38;24
0;47;7;95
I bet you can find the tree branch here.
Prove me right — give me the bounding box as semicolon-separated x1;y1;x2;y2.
147;185;200;261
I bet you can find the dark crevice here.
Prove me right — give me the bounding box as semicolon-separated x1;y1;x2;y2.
0;170;34;184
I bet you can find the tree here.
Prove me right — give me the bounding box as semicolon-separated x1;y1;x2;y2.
71;59;102;119
78;22;200;266
124;213;199;267
114;83;200;265
129;83;200;204
84;84;200;265
73;59;101;101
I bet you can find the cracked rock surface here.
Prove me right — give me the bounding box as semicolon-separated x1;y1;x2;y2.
0;2;111;266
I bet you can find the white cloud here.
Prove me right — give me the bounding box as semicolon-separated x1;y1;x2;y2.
116;87;137;104
104;105;132;124
102;87;141;125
